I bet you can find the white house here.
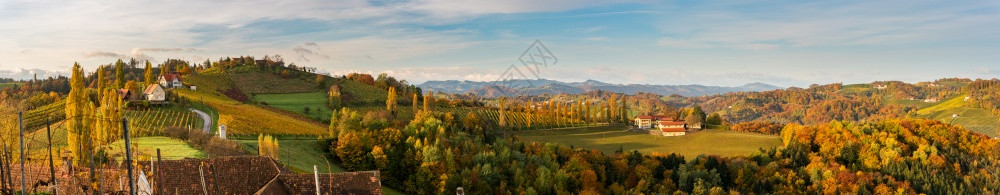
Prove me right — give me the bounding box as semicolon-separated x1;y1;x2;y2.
634;115;656;129
144;84;166;102
158;73;183;88
658;121;687;136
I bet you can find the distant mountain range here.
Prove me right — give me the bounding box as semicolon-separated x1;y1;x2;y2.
417;79;782;97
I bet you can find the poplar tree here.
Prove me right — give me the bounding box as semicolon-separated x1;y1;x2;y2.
115;59;125;88
144;61;154;86
159;64;168;77
526;101;533;129
66;63;92;166
96;66;106;99
584;99;591;123
498;97;506;127
412;93;419;114
618;94;628;123
423;91;433;112
386;87;397;112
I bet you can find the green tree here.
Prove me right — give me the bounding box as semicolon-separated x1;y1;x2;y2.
115;59;125;88
143;61;154;86
705;113;722;126
685;106;706;128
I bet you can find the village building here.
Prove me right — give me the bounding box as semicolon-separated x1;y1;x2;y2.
634;115;669;129
144;84;166;102
116;89;134;102
158;73;183;88
634;115;656;129
658;121;687;136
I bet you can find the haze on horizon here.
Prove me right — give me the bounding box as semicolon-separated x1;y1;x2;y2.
1;0;998;87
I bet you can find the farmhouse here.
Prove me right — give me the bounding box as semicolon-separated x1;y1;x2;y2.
658;121;687;136
116;89;134;101
634;115;668;129
158;73;183;88
144;84;165;102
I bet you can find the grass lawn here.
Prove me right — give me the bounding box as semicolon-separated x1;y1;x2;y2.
233;137;345;173
253;92;332;119
106;136;206;160
516;126;782;158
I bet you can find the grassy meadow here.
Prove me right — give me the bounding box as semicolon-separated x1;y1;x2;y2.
253;92;332;119
515;126;782;158
106;136;207;160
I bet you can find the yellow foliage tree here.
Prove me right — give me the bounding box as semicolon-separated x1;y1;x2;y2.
66;63;93;166
386;87;397;112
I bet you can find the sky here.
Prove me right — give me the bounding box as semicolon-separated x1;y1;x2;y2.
1;0;998;87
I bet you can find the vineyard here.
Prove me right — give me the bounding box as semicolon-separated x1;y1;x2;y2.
230;72;318;94
176;69;327;135
124;108;202;136
22;99;67;131
337;79;388;105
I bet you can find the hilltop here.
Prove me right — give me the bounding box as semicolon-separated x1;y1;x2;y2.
418;79;781;97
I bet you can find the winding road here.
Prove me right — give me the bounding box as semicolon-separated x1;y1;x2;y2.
188;108;211;133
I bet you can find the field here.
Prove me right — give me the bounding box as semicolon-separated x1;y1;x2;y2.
177;69;328;135
0;82;21;88
230;71;319;94
915;95;999;137
233;136;343;173
516;126;782;158
254;92;331;119
337;79;388;104
106;136;207;160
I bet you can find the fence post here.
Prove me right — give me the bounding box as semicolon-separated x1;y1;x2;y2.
314;165;320;195
123;118;136;195
156;149;162;195
17;112;26;194
47;117;57;195
198;163;207;195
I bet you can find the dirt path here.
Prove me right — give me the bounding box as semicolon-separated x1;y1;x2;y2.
188;108;211;133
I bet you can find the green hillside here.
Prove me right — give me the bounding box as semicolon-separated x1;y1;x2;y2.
516;126;782;158
254;92;331;120
177;68;327;135
337;79;389;105
914;94;1000;137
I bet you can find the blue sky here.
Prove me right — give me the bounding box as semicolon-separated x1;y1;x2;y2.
1;0;998;87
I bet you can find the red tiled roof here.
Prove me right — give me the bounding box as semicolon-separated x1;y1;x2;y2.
143;84;161;95
161;73;182;82
635;115;655;120
117;89;130;99
267;171;382;195
661;127;686;132
658;121;685;126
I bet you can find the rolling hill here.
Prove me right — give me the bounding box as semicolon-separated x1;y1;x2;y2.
418;79;781;97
